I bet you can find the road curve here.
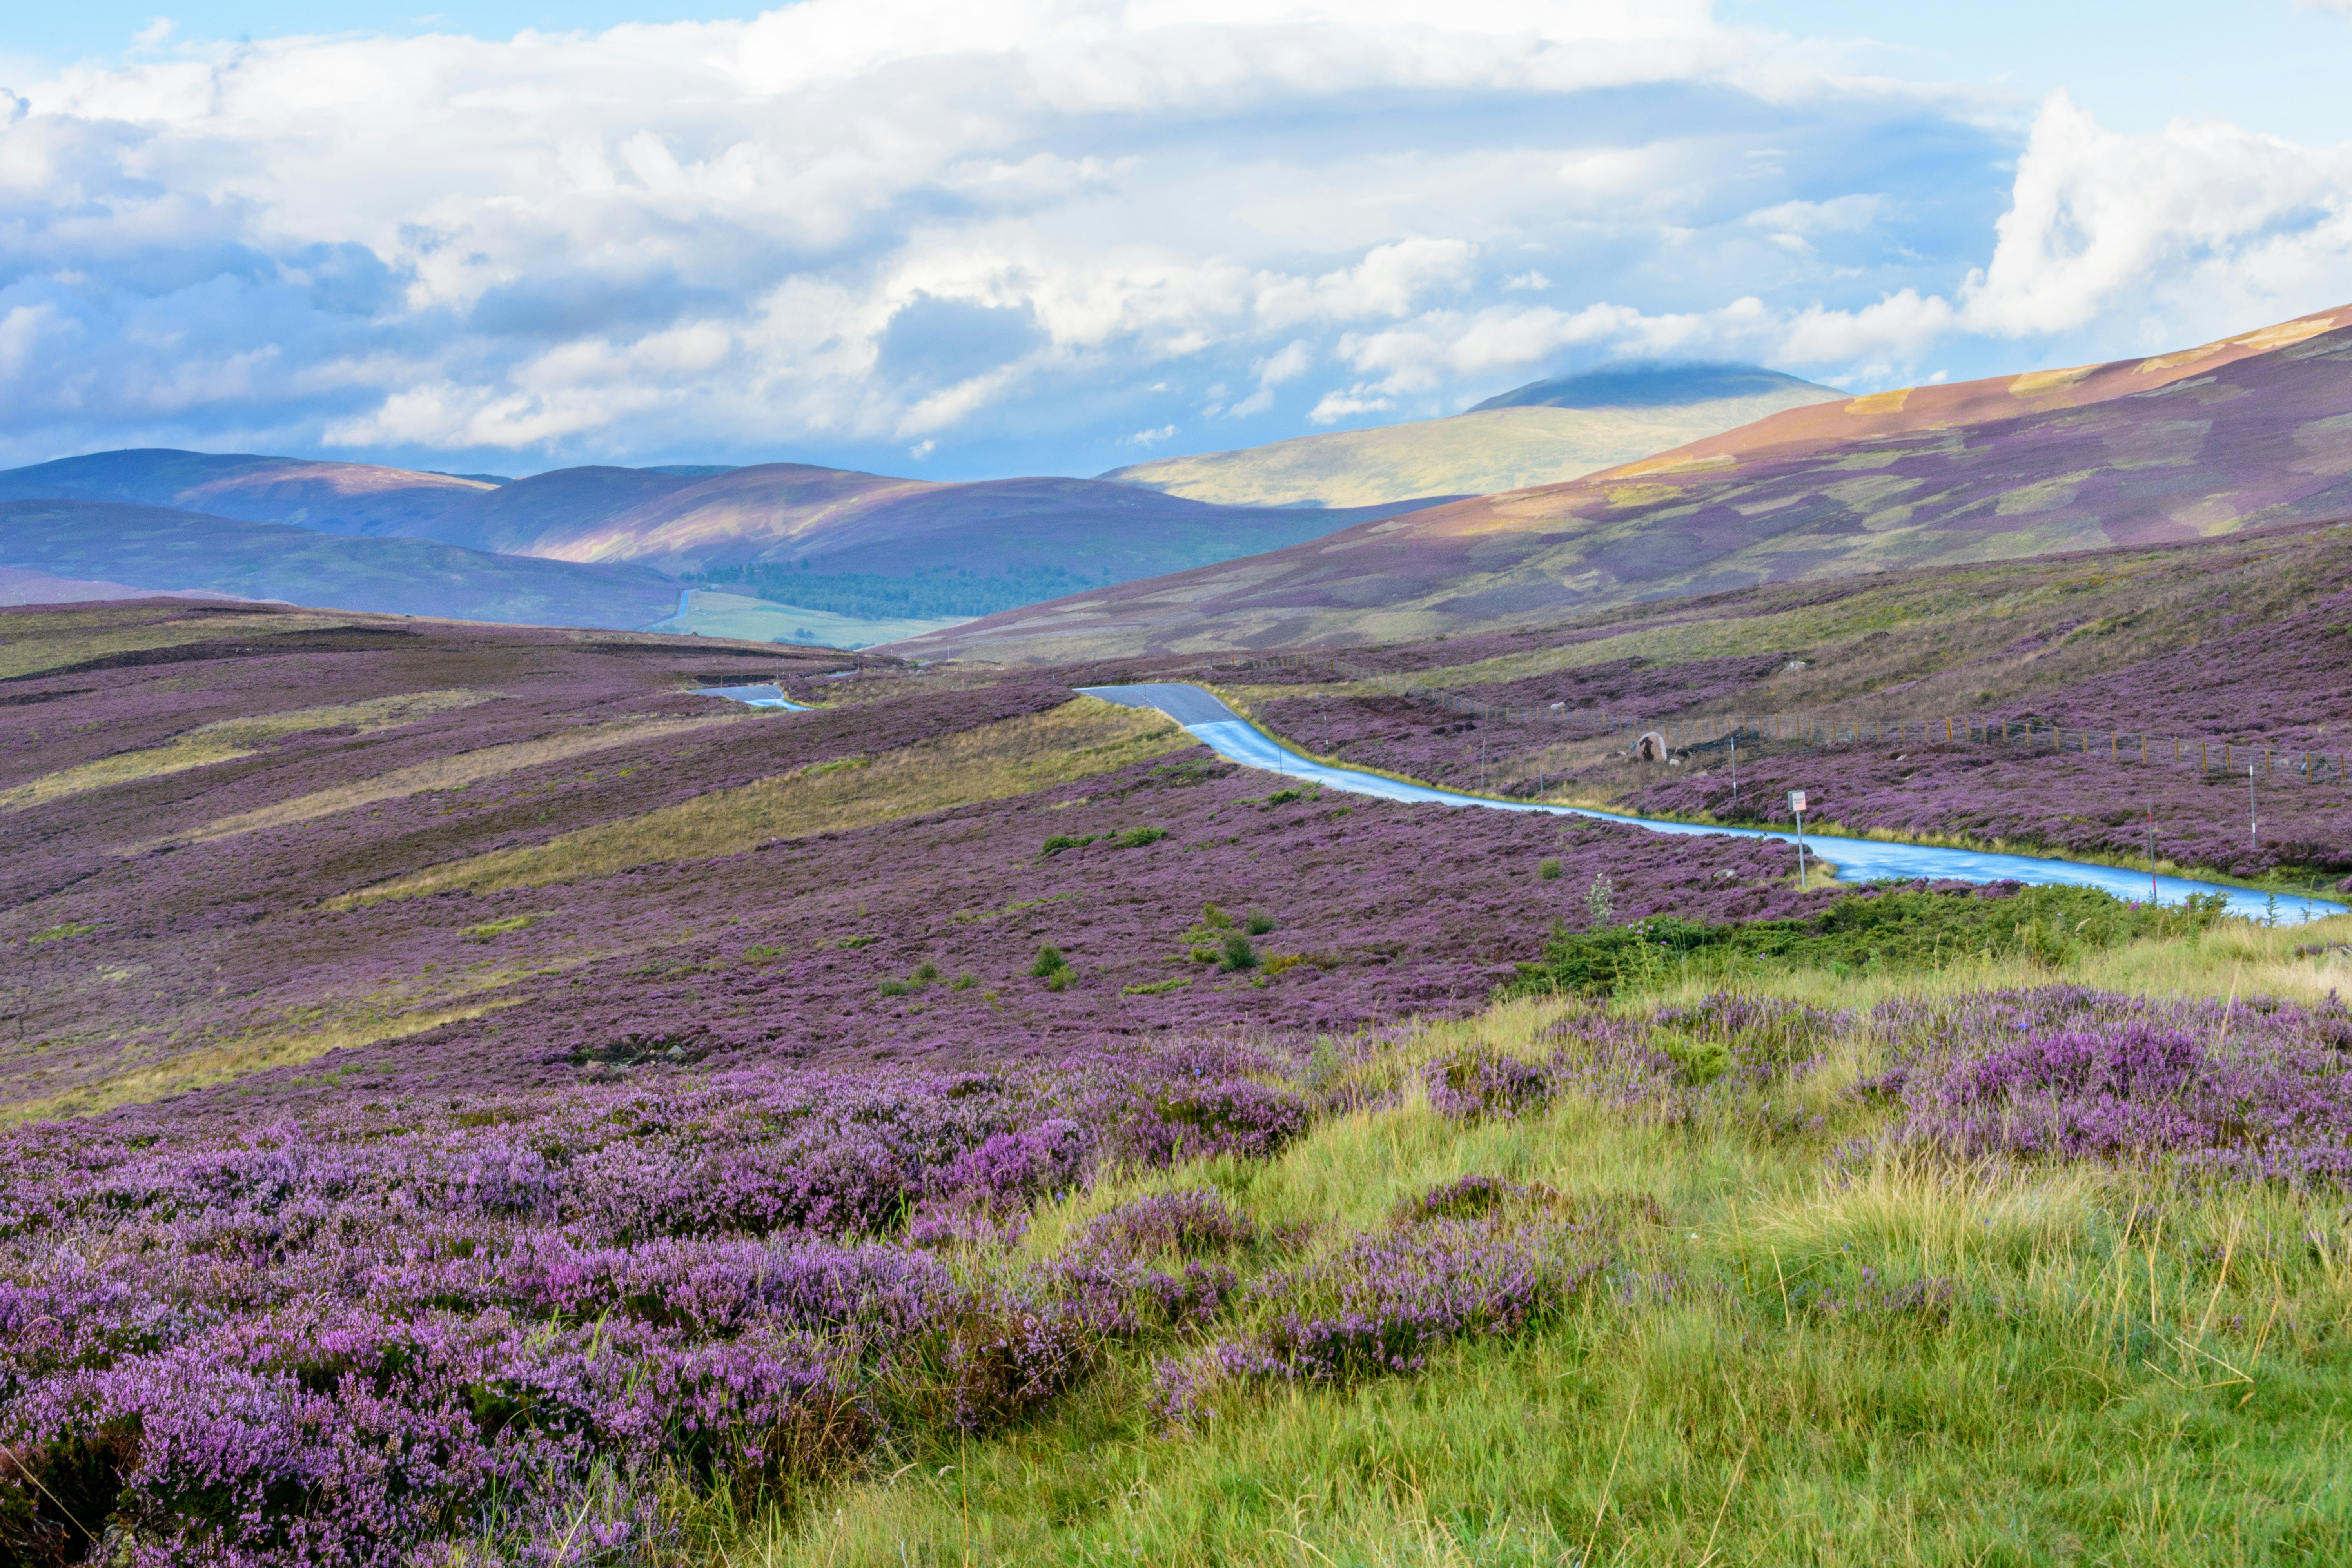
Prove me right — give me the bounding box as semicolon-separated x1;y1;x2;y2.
1079;683;2347;926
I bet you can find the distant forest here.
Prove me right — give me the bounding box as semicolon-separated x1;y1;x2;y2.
681;563;1114;620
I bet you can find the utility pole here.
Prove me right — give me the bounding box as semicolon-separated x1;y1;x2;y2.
2249;763;2259;849
1789;790;1808;885
1730;735;1738;806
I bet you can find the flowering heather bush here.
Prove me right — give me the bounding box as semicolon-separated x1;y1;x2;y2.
1154;1203;1615;1420
1072;1189;1260;1260
0;1037;1316;1564
1865;986;2352;1183
1423;1049;1551;1120
1391;1173;1537;1223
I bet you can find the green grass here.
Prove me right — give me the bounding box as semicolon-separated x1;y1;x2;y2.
702;920;2352;1567
1512;882;2234;996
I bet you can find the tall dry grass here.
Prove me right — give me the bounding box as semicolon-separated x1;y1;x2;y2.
350;697;1189;903
140;713;751;850
0;608;359;681
4;996;524;1123
4;688;498;809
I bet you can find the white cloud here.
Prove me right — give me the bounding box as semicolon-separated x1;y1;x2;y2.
0;13;2346;472
1308;387;1393;423
1126;423;1178;445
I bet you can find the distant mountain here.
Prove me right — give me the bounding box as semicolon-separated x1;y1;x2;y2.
0;450;494;536
1466;362;1830;412
890;303;2352;662
0;501;681;628
0;565;274;607
429;461;1461;621
416;466;705;555
1097;363;1835;507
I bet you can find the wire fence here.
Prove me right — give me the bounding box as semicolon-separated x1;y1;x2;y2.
1214;652;2352;788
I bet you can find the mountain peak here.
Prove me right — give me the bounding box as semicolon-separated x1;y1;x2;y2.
1469;362;1836;414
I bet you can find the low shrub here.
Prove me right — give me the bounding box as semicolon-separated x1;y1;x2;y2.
1244;911;1277;935
1538;857;1563;880
1220;933;1259;971
1425;1050;1551;1120
1029;944;1069;978
1513;883;2232;996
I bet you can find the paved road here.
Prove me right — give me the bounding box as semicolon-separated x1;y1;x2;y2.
691;684;809;710
1081;682;2345;925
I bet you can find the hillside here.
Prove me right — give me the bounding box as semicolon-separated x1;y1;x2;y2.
1099;363;1836;506
405;464;704;554
4;539;2349;1565
0;500;681;628
893;303;2352;662
433;461;1459;620
0;565;270;606
0;448;495;535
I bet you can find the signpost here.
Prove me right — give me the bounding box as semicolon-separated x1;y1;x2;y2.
1789;789;1808;884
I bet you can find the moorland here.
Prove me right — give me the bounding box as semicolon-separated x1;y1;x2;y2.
909;303;2352;662
4;485;2351;1564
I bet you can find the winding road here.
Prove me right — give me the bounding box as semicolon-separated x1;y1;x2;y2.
1076;683;2347;926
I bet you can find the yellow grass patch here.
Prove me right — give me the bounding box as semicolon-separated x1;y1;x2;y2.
1842;387;1909;415
2;998;523;1123
346;696;1190;903
138;713;748;849
0;610;360;681
4;688;498;811
2008;363;2099;397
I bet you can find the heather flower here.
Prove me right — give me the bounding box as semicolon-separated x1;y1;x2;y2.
1156;1213;1608;1422
1424;1050;1552;1120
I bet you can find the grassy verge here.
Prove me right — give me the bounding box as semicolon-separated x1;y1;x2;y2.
711;919;2352;1566
344;697;1190;903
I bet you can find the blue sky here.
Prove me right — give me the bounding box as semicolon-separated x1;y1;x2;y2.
3;2;2349;480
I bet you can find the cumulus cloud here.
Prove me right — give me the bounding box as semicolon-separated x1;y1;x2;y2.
0;7;2347;475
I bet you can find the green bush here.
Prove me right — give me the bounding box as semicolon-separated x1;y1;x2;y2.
1245;911;1277;935
911;961;940;984
1221;933;1259;971
1198;903;1234;930
950;972;978;991
1116;825;1170;848
1538;858;1563;881
1509;884;2232;998
1030;944;1069;978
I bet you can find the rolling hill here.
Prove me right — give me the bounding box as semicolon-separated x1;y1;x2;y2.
410;461;1463;622
1096;363;1836;507
430;463;1459;577
891;302;2352;662
0;500;681;628
0;449;497;535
